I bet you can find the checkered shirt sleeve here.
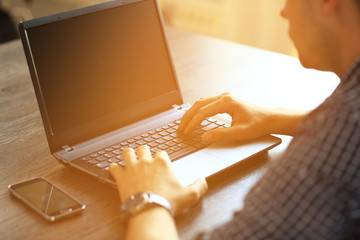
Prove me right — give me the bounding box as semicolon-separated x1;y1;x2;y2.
196;58;360;240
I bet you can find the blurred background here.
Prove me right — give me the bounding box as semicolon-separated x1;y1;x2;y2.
0;0;296;56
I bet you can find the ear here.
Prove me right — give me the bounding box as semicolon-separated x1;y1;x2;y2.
321;0;342;16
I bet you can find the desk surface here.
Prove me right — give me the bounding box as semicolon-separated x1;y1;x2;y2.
0;28;339;240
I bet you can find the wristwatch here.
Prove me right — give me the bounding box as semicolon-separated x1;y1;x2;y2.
120;192;174;220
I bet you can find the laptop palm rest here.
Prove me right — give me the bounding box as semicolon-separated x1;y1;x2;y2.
172;135;281;186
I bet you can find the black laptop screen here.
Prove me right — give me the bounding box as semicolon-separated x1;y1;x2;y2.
21;0;182;152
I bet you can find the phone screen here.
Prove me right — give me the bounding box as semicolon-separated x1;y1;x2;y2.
9;178;85;221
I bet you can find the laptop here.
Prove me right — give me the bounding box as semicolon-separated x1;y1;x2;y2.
18;0;281;186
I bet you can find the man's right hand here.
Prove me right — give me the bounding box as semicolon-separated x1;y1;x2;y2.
178;92;306;143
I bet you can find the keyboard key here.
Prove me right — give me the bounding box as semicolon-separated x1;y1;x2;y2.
80;118;221;170
166;141;176;147
108;158;119;163
215;121;226;126
159;131;168;136
128;143;139;149
207;118;217;123
96;161;111;169
202;123;219;131
158;144;168;150
170;132;180;138
163;135;173;141
173;138;182;144
81;156;91;161
169;146;196;161
151;147;162;153
88;159;98;165
166;128;176;133
120;146;128;151
201;120;211;126
170;146;181;152
144;137;154;142
152;134;162;139
104;153;115;158
96;156;107;161
178;143;188;149
194;142;208;149
155;139;166;144
148;142;158;148
112;149;122;155
136;140;147;145
194;129;206;135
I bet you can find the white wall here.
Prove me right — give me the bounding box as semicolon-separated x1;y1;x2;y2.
159;0;296;56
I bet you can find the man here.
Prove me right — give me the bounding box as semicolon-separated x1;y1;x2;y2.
109;0;360;239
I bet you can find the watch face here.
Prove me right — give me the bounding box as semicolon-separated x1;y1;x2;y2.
121;192;149;213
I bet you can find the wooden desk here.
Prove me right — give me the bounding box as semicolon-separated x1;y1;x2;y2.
0;28;339;240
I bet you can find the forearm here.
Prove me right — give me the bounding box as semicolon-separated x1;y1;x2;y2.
266;108;309;136
126;206;179;240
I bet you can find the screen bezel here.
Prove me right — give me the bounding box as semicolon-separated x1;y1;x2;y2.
18;0;183;153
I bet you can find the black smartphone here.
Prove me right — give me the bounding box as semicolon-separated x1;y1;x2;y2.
8;177;85;222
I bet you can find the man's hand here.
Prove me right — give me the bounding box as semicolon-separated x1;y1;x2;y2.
179;92;308;142
179;92;274;143
109;145;208;216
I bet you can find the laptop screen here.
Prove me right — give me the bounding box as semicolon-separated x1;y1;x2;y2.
20;0;182;152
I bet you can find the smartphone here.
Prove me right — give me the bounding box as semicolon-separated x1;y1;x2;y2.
8;177;85;222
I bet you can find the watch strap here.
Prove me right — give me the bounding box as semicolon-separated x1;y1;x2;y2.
120;192;174;220
148;193;174;216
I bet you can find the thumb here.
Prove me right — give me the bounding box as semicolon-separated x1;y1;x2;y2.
174;178;208;215
202;126;248;143
185;178;208;205
109;163;123;182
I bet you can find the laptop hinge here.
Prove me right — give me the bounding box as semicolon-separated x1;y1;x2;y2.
62;145;74;153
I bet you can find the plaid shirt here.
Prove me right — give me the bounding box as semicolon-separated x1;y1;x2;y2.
196;57;360;240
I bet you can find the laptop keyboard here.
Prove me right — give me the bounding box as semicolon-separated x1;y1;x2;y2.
79;118;230;171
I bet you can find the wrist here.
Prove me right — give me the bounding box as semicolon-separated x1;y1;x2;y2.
126;205;178;240
121;192;174;221
267;108;308;136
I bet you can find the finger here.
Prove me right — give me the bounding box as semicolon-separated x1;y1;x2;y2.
109;163;124;184
183;97;232;135
179;94;225;132
154;150;171;164
122;147;137;166
201;125;256;143
182;178;208;208
136;145;152;162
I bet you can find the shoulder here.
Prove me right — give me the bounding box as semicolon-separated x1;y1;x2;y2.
288;92;360;186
